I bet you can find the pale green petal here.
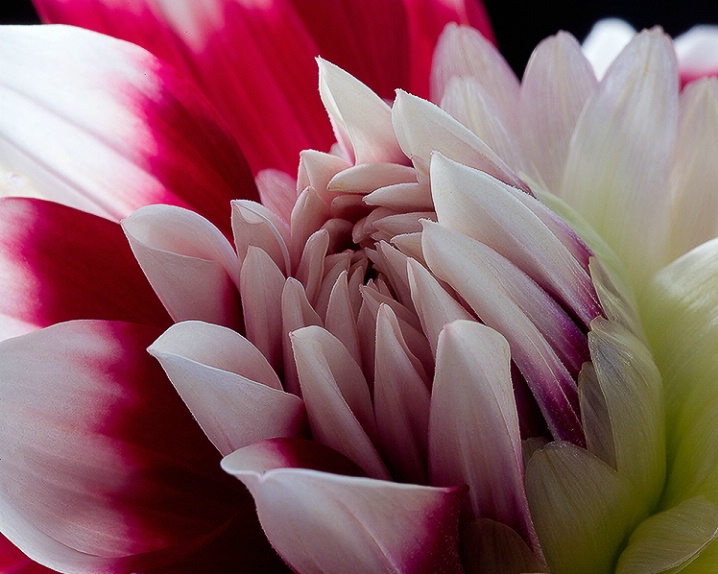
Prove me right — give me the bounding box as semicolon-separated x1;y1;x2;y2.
525;442;638;574
616;497;718;574
586;317;665;497
643;238;718;506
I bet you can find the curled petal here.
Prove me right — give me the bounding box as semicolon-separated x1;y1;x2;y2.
223;439;465;574
149;321;307;456
123;205;241;328
291;325;387;479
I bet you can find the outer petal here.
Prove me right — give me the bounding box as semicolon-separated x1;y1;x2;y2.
0;198;170;342
0;320;254;573
561;29;679;290
223;439;465;574
0;25;256;232
34;0;334;175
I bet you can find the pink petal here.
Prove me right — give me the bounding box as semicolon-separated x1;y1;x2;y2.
0;198;170;342
149;321;307;456
223;439;465;574
34;0;334;175
392;90;527;191
122;205;241;329
318;59;406;165
430;320;540;553
422;221;585;446
0;320;258;572
374;305;431;484
430;154;601;328
231;199;291;275
0;24;256;232
290;325;389;480
239;246;286;371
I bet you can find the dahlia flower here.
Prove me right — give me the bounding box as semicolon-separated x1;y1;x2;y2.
1;2;718;573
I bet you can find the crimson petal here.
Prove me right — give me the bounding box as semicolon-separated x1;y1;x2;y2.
0;198;170;342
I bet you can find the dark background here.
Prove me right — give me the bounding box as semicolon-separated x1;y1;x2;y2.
1;1;717;74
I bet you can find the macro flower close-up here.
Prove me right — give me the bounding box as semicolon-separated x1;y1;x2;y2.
1;1;718;573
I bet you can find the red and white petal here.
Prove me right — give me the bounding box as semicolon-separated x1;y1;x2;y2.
149;321;307;457
318;59;406;165
0;198;170;342
123;204;241;329
0;534;55;574
520;32;597;192
34;0;334;176
0;320;245;572
290;325;389;480
674;25;718;85
222;440;465;574
0;25;256;232
561;29;679;290
430;321;539;553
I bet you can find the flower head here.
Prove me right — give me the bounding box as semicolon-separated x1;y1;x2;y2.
1;3;718;574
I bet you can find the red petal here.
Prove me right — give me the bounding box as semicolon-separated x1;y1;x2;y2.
0;198;170;342
0;534;55;574
0;24;256;233
0;320;265;572
34;0;334;175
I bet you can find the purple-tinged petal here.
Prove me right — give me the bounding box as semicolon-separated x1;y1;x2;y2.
34;0;334;176
431;154;601;328
148;321;307;456
0;320;251;572
0;25;256;232
222;439;465;574
122;205;241;329
430;320;540;553
0;198;170;342
422;221;585;446
290;325;389;480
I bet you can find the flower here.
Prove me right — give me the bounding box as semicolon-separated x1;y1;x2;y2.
2;3;718;574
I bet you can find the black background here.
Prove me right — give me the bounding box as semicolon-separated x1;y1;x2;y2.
1;1;717;74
